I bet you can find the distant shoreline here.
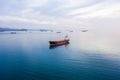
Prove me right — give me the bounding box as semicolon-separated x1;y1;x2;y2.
0;27;53;32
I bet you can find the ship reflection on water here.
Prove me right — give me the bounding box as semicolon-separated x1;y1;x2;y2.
49;42;69;49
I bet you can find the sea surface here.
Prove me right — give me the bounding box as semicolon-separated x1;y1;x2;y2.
0;30;120;80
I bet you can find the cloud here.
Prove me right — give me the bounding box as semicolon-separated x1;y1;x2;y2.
0;0;120;28
0;16;57;25
67;0;120;18
0;15;84;29
25;0;48;8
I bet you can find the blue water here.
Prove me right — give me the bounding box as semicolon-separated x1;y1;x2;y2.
0;31;120;80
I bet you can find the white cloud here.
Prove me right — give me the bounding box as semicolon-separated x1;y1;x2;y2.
24;0;48;8
51;0;89;11
0;16;57;25
0;0;120;28
0;15;84;28
68;0;120;18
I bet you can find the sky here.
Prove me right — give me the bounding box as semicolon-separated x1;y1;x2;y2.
0;0;120;29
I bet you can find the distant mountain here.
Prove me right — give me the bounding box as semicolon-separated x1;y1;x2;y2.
0;27;53;32
28;29;53;32
0;27;27;31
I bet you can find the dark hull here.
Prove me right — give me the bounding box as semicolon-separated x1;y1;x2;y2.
49;40;69;47
11;32;16;34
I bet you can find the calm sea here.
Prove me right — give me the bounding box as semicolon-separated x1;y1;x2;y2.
0;30;120;80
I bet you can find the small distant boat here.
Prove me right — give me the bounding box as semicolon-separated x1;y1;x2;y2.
57;32;61;33
11;32;16;34
81;30;88;32
49;39;69;47
69;30;73;32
